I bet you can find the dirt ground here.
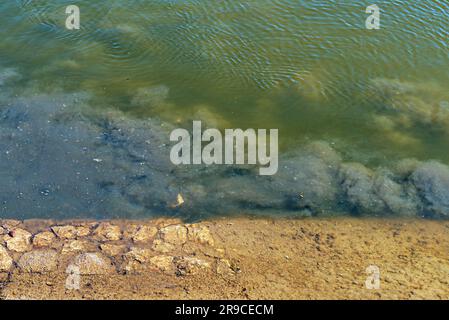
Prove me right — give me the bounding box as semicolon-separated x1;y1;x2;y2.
1;217;449;300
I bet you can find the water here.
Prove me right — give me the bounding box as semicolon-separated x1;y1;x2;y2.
1;1;449;219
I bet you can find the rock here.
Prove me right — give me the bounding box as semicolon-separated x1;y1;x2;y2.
0;68;21;86
51;225;90;239
149;255;174;272
123;225;139;239
100;243;126;256
412;161;449;218
1;220;21;231
174;257;211;276
72;253;115;275
339;163;418;216
17;250;58;273
122;247;153;273
93;223;122;241
0;245;13;272
188;225;214;246
339;163;383;214
216;259;235;276
125;247;153;263
131;225;158;243
271;141;341;214
5;228;31;252
33;231;56;247
152;239;175;253
159;225;188;245
61;240;92;254
75;226;91;237
131;85;169;108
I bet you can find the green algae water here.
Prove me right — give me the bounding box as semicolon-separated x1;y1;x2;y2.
1;1;449;219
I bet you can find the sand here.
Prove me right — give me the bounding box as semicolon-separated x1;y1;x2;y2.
0;217;448;300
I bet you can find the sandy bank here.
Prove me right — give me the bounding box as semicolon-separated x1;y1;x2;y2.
0;217;448;300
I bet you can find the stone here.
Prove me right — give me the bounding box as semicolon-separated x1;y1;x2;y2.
17;250;58;273
159;225;188;245
131;225;158;243
123;225;139;239
188;225;214;246
72;253;115;275
149;255;174;272
1;220;21;230
152;239;175;253
93;223;122;241
51;225;90;239
412;161;449;218
131;85;169;108
33;231;56;247
122;247;153;273
216;259;235;276
100;243;126;256
62;240;92;254
339;163;418;216
0;245;13;272
125;247;153;263
74;226;91;237
5;228;31;252
174;257;211;276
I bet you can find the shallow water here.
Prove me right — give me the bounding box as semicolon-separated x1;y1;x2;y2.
1;1;449;219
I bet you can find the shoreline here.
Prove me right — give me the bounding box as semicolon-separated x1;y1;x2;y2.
1;216;448;299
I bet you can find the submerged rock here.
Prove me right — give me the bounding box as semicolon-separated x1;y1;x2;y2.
368;78;449;133
0;68;21;86
271;141;342;215
339;163;418;216
131;85;169;109
411;161;449;218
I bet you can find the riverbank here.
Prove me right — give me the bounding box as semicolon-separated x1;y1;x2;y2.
1;217;448;299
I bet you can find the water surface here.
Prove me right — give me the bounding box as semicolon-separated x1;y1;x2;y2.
1;1;449;219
